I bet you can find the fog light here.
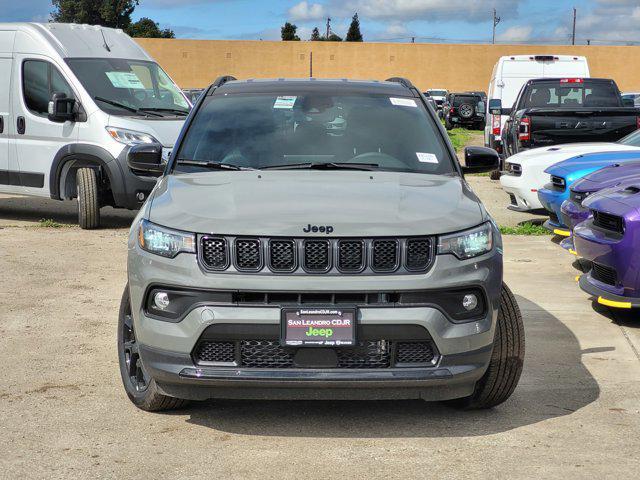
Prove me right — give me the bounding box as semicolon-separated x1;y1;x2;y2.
462;294;478;311
154;292;170;310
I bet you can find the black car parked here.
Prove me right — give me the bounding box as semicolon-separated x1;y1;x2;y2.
495;77;640;158
443;93;485;130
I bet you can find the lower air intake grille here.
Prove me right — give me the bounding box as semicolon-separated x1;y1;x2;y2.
396;342;435;364
336;341;391;368
593;211;624;234
241;340;294;368
201;237;229;270
591;262;618;286
193;339;438;368
194;341;235;363
372;240;399;272
304;240;330;272
405;238;431;271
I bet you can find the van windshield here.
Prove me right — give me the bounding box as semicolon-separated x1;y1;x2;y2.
173;92;455;174
66;58;190;117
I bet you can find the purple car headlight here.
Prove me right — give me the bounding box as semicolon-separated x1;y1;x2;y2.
437;222;494;260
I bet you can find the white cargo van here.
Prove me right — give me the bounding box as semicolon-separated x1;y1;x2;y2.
485;55;590;154
0;23;190;228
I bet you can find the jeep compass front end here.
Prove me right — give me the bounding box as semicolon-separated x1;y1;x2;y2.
118;77;524;411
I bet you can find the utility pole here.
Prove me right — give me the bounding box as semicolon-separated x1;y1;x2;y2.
492;9;501;44
326;17;331;39
571;7;576;45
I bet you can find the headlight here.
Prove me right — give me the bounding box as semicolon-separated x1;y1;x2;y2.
138;219;195;258
437;222;493;260
106;126;159;146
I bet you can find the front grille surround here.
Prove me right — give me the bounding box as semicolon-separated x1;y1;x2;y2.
234;238;263;272
201;236;230;271
199;235;434;275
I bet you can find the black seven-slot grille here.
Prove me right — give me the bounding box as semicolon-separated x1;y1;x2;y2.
592;210;624;234
193;339;436;368
200;235;433;274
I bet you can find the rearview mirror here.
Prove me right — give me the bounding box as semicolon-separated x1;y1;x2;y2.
462;146;500;174
48;92;76;122
127;143;164;176
488;99;502;115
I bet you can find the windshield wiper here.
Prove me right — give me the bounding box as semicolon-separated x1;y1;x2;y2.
94;96;162;117
262;162;380;171
137;107;189;116
177;160;255;171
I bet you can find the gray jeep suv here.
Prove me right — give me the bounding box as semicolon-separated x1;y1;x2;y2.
118;76;525;411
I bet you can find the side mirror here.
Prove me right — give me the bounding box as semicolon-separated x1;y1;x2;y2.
127;143;164;176
48;92;76;122
462;146;500;174
488;98;502;115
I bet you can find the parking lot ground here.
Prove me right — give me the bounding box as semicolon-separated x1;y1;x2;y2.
1;196;639;479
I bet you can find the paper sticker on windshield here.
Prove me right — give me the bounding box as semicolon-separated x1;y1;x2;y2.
105;71;145;89
274;96;297;109
416;152;439;164
390;97;417;107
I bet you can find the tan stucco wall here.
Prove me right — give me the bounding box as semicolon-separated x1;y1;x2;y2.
135;38;640;93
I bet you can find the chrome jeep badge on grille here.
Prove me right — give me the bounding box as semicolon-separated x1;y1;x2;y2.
303;224;334;234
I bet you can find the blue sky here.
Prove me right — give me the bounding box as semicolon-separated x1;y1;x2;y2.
2;0;640;45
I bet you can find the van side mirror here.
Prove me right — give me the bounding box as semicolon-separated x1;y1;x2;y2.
48;92;76;122
127;143;164;176
488;99;502;115
462;146;500;174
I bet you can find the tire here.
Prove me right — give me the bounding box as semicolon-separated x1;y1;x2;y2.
489;169;502;180
76;168;100;229
449;283;525;409
117;285;189;412
458;103;474;119
444;117;454;130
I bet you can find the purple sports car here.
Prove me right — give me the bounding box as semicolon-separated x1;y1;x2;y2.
575;179;640;308
560;161;640;252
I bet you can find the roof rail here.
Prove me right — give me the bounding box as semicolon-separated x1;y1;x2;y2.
385;77;415;89
212;75;237;88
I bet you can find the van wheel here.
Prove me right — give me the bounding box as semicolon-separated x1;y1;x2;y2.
117;285;189;412
76;168;100;229
489;169;501;180
448;283;525;409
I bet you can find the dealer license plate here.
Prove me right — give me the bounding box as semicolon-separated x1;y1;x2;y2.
281;308;356;347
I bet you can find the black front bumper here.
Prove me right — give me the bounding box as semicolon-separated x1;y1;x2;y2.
140;343;492;401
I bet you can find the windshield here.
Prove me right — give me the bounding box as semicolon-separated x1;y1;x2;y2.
522;80;621;108
428;90;447;97
173;92;455;174
66;58;190;116
618;129;640;146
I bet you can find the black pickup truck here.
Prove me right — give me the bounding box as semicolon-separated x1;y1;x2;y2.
494;78;640;158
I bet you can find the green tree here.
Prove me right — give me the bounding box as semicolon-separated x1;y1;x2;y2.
310;27;321;41
345;13;363;42
51;0;138;29
327;33;342;41
281;22;300;41
127;17;175;38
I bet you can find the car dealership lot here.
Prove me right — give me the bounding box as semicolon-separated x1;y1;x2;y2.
0;195;639;479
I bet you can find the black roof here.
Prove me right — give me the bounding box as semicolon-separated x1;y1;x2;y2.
209;78;414;96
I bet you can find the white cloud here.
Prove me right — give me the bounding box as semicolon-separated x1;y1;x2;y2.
497;25;533;42
288;1;327;21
